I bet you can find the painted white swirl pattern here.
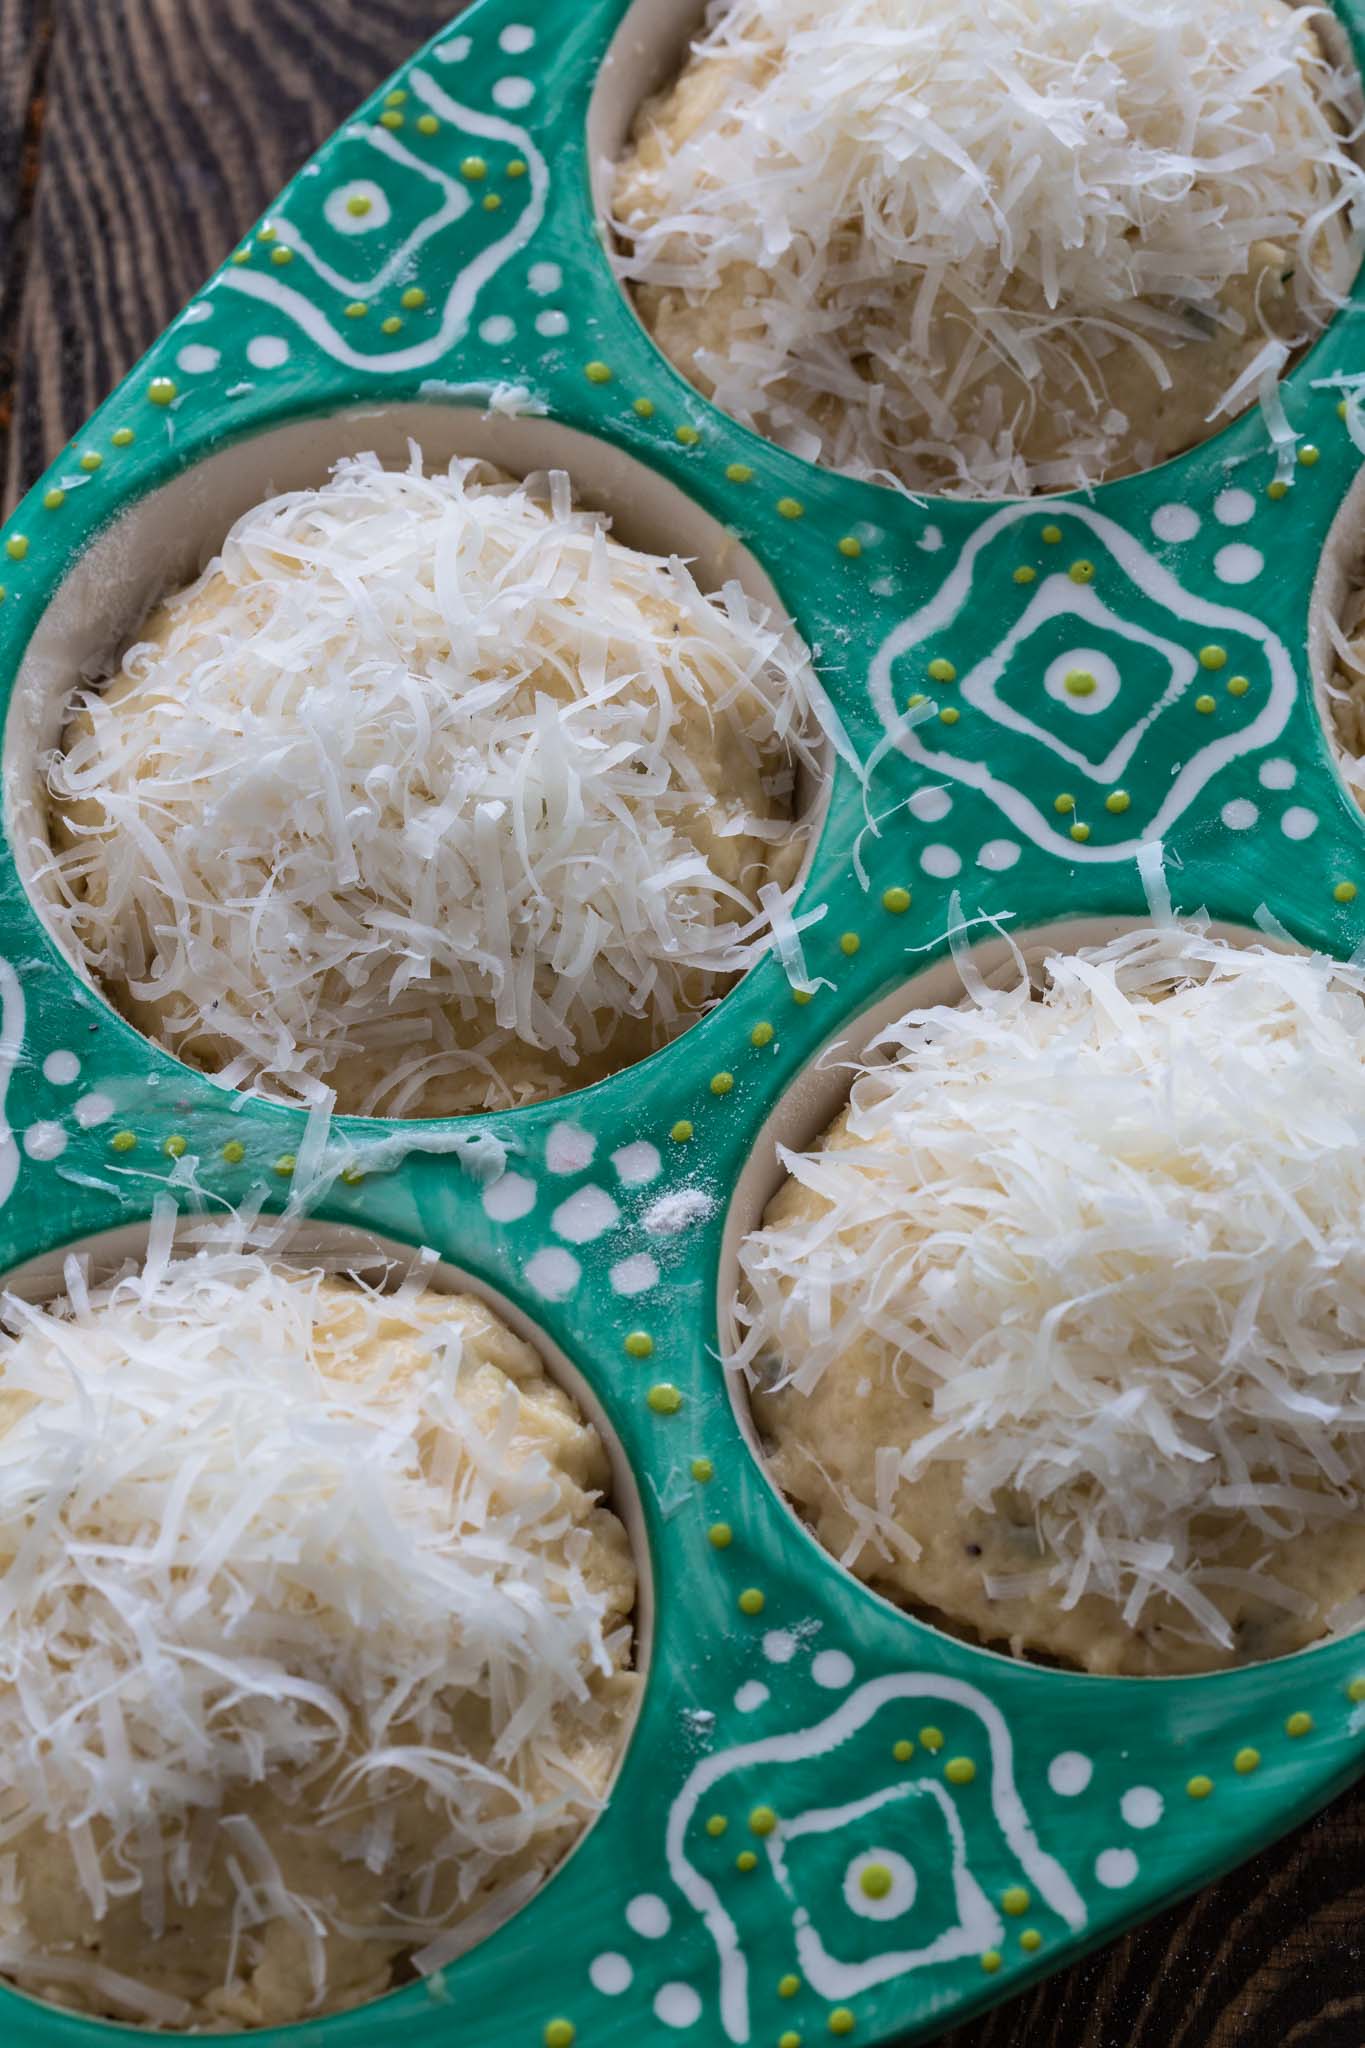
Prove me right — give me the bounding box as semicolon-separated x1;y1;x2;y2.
0;956;25;1207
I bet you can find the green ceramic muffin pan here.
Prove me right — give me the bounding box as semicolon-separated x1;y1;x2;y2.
4;1;1365;2042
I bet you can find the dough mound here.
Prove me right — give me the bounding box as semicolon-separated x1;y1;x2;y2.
0;1249;636;2027
44;455;810;1117
613;0;1362;497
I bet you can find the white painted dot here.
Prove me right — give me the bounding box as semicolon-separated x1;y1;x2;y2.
479;314;516;345
655;1984;702;2030
482;1171;536;1222
181;300;213;324
1095;1847;1139;1889
1048;1751;1093;1797
1281;805;1319;841
626;1894;671;1939
42;1051;80;1086
499;22;536;52
73;1091;114;1130
609;1253;659;1296
920;526;944;552
525;1248;580;1301
23;1122;66;1162
492;75;534;108
909;786;952;823
1151;504;1200;543
546;1122;595;1173
176;343;220;375
735;1680;769;1713
811;1649;854;1690
1121;1786;1163;1829
920;843;962;880
535;309;569;338
324;178;392;235
1215;488;1256;526
590;1953;632;1996
246;335;290;369
612;1141;661;1186
1259;756;1297;790
1221;798;1259;831
552;1185;620;1244
763;1629;798;1664
528;262;562;296
435;33;471;62
1044;646;1122;716
843;1848;917;1922
1214;543;1263;585
978;839;1022;871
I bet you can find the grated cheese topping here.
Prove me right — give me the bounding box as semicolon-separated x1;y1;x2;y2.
612;0;1365;496
733;926;1365;1660
0;1222;635;2022
41;451;816;1117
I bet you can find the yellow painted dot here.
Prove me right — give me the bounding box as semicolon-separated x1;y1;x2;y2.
882;886;911;914
939;706;961;724
838;536;862;558
5;536;27;560
1299;443;1320;466
749;1806;778;1836
1234;1748;1261;1775
671;1120;693;1142
401;286;427;310
1268;479;1290;500
711;1070;735;1096
148;377;178;405
738;1587;765;1615
270;245;294;264
1340;399;1350;421
1106;790;1131;814
343;303;372;325
859;1863;893;1899
1013;565;1036;585
779;1974;801;1998
230;246;251;264
1187;1775;1214;1800
828;2012;855;2037
632;397;655;418
945;1757;976;1786
1227;675;1250;696
340;1165;366;1187
839;932;860;956
1020;1929;1043;1954
647;1383;683;1415
379;110;404;130
483;192;503;211
919;1726;944;1752
256;224;276;241
110;1130;136;1153
1199;645;1228;670
726;462;754;483
544;2023;574;2048
112;428;134;447
709;1524;733;1550
1195;694;1216;715
706;1814;728;1836
624;1331;653;1359
1063;668;1095;696
692;1457;714;1482
792;988;813;1005
221;1139;246;1164
1070;822;1091;843
676;424;701;446
417;113;440;135
776;498;804;521
346;193;372;217
928;658;957;683
1054;793;1075;814
78;451;102;472
980;1951;1003;1975
1041;525;1062;544
1286;1712;1313;1738
381;316;403;334
273;1153;296;1178
507;158;527;177
42;487;64;510
893;1739;914;1762
736;1850;758;1872
751;1021;774;1047
1069;560;1095;584
0;587;7;603
461;155;487;179
1002;1887;1030;1916
1348;1677;1365;1702
780;2034;801;2048
585;361;612;384
1335;882;1358;904
384;88;408;106
906;693;927;708
163;1134;187;1159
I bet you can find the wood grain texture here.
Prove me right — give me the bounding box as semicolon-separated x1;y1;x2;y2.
2;5;1365;2045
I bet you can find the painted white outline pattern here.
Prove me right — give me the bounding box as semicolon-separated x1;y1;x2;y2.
0;958;24;1208
868;504;1298;863
218;70;548;374
664;1673;1086;2043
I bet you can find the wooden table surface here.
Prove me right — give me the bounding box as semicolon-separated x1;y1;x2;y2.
1;3;1364;2043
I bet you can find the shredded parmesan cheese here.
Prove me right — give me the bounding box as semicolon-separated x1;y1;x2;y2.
734;926;1365;1674
42;451;816;1116
0;1225;636;2024
612;0;1365;496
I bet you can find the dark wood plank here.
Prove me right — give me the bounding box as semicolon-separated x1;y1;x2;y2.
0;0;54;483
